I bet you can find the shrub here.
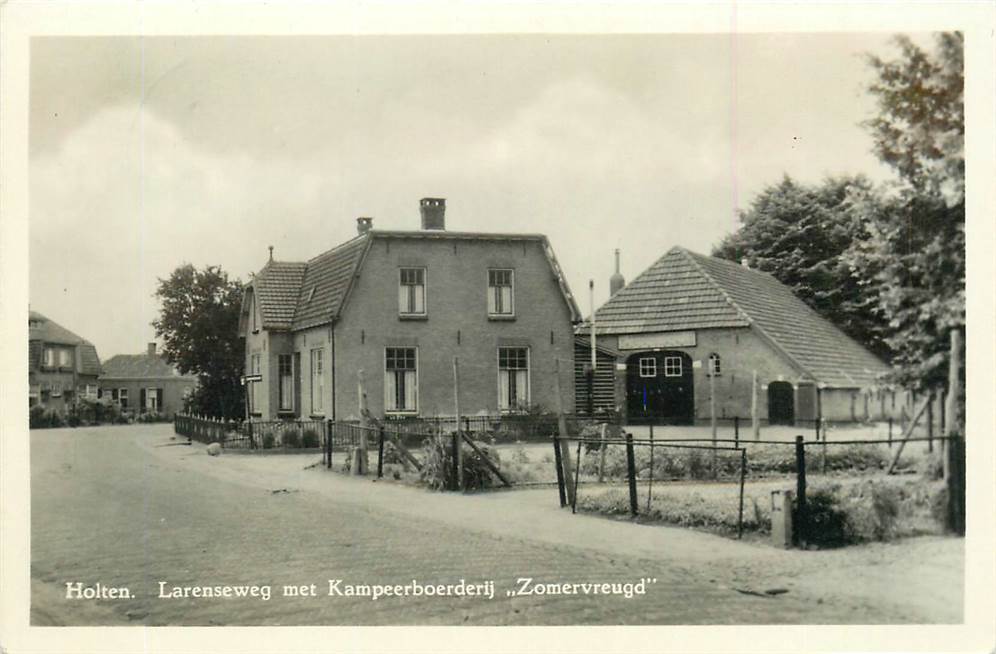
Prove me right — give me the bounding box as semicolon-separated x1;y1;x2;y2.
419;435;502;491
283;430;301;448
29;405;48;429
46;409;66;428
262;432;275;449
302;429;320;448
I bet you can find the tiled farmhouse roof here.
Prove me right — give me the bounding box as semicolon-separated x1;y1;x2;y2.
28;310;102;375
101;353;196;380
594;247;889;388
252;261;309;330
245;229;581;332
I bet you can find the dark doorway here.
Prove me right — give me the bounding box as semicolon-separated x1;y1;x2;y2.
768;381;795;425
625;350;694;425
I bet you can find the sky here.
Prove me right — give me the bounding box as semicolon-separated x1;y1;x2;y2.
29;33;915;360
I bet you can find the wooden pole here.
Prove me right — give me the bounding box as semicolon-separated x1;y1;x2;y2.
794;436;807;547
887;395;932;474
597;422;608;483
553;358;575;506
453;357;463;490
356;369;368;475
710;371;717;478
751;371;760;440
927;395;934;453
737;448;747;539
625;433;638;517
946;435;965;535
553;434;567;507
945;329;963;437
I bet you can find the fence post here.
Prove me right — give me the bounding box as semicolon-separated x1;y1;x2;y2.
625;433;638;517
734;416;739;448
946;435;965;535
553;434;567;507
377;425;385;479
451;432;461;491
751;370;760;440
738;448;747;539
927;396;934;453
453;357;463;490
597;423;608;483
794;435;807;547
571;438;582;514
553;359;576;506
888;417;893;448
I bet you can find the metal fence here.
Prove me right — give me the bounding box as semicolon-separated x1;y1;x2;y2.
174;414;327;450
380;413;616;444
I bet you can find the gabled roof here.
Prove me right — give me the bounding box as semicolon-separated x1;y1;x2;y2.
100;353;197;380
593;247;889;388
245;229;581;331
28;310;102;376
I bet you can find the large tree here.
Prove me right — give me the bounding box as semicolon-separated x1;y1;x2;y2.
713;175;892;360
845;33;965;390
153;264;245;419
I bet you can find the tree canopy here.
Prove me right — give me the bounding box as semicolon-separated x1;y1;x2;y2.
153;264;245;418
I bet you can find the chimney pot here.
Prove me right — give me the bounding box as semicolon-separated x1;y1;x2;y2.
268;245;274;261
609;248;626;296
357;217;373;235
420;197;446;230
148;342;157;357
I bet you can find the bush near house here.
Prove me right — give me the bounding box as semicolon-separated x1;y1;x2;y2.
302;429;320;449
420;435;503;491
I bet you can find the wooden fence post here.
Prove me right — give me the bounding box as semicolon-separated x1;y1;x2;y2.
453;357;463;490
737;448;747;539
553;359;575;506
450;432;460;491
946;435;965;535
597;423;608;483
326;419;332;468
625;433;638;517
377;425;385;479
734;416;739;448
356;370;369;475
794;435;807;547
751;371;760;440
553;434;567;507
927;398;934;453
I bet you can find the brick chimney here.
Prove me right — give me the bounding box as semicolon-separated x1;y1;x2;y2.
148;342;157;357
419;198;446;230
357;217;373;235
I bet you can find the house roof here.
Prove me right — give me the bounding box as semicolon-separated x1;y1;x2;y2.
28;311;102;375
246;229;581;332
100;353;197;380
592;247;889;388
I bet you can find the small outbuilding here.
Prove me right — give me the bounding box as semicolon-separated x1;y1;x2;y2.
577;246;899;426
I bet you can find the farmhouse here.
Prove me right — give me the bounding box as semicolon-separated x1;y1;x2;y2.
576;246;896;425
99;343;198;417
28;310;102;415
239;198;582;421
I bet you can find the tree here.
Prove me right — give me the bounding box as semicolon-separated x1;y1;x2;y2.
153;264;245;419
713;175;892;360
845;33;965;390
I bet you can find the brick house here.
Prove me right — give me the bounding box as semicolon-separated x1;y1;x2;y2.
28;310;102;414
576;246;898;425
99;343;198;416
239;198;582;422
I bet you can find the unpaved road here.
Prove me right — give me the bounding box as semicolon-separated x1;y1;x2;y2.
30;424;963;626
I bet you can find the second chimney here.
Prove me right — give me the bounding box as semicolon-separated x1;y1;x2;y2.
148;342;157;357
357;217;373;235
609;249;626;296
420;198;446;230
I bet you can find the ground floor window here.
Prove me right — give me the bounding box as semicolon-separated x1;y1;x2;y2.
250;353;261;413
278;354;294;412
119;388;129;409
385;347;418;413
498;347;530;411
311;348;324;414
142;387;162;413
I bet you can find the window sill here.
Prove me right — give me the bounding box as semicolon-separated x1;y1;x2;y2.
385;411;419;417
276;410;296;418
309;414;326;420
488;314;516;322
398;314;428;321
250;412;263;418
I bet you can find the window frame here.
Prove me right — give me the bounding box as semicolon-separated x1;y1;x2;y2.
43;348;55;368
250;353;261;415
398;267;428;317
310;347;324;415
384;347;419;415
663;356;683;377
58;348;71;368
278;354;295;412
487;268;515;317
638;357;657;378
119;388;129;408
708;353;722;376
497;346;531;412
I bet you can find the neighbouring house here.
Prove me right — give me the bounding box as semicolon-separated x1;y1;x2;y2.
28;310;102;415
575;246;901;425
239;198;582;422
99;343;198;416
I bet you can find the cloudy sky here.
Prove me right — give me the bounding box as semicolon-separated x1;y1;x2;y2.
30;33;913;360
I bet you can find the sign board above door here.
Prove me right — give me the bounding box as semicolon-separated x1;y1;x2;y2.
618;331;696;350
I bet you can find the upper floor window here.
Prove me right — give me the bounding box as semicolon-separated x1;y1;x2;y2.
708;353;721;376
498;347;529;411
663;356;683;377
488;269;514;316
385;347;418;413
639;357;657;378
43;348;55;367
278;354;294;412
399;268;426;316
58;349;71;367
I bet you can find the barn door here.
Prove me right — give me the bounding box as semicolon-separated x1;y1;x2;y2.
768;381;795;425
625;351;694;425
